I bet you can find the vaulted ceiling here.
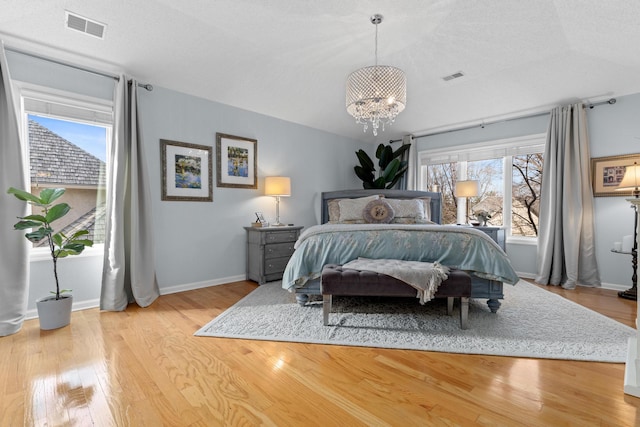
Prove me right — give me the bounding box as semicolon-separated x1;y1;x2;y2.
2;1;639;143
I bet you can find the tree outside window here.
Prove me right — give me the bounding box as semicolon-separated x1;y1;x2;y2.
424;148;543;237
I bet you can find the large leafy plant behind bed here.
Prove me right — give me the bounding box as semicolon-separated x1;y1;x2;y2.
354;143;410;189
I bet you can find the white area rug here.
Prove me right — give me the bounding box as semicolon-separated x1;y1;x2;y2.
195;280;635;362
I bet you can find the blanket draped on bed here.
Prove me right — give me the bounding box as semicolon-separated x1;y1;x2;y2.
342;257;450;304
282;224;519;291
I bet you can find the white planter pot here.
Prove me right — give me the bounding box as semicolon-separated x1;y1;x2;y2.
36;295;73;330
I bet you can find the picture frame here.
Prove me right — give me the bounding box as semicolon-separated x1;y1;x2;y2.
591;153;640;197
216;133;257;189
255;212;266;223
161;139;213;202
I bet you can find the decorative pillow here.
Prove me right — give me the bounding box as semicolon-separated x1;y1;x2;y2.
385;199;425;220
362;199;395;224
327;199;342;222
337;195;379;222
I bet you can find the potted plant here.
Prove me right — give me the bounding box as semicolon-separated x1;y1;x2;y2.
7;187;93;330
354;143;410;189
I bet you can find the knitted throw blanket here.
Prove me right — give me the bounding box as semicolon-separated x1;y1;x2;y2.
341;258;450;304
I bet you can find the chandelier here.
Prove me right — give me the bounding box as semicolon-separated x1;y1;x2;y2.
346;14;406;136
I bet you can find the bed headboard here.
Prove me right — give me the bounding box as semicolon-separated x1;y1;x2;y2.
321;189;442;224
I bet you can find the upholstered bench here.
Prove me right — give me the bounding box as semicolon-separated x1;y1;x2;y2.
321;264;472;329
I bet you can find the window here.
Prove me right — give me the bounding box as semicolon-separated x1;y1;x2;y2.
15;84;113;250
419;134;545;239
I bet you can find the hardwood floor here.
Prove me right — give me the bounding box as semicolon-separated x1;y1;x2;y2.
1;281;639;426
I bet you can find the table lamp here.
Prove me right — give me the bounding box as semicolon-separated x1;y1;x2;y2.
265;176;291;226
455;180;479;224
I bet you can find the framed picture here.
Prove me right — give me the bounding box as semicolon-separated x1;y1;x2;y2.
161;139;213;201
216;133;257;189
591;153;640;197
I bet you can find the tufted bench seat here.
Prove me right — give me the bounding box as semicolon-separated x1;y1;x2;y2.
321;264;472;329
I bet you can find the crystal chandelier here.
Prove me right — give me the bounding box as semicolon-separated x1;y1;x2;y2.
346;14;406;136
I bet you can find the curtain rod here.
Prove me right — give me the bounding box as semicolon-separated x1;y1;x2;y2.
5;45;153;91
391;98;617;143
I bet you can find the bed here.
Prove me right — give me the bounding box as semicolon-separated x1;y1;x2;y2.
281;189;520;313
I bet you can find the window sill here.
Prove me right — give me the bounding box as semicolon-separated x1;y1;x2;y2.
506;236;538;246
29;244;104;262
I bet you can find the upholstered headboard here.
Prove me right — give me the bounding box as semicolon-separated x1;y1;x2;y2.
321;189;442;224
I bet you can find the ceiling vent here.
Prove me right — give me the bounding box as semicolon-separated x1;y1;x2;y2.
65;11;106;39
442;71;465;82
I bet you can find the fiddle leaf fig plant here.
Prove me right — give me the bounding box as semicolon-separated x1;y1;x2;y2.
354;143;410;189
8;187;93;300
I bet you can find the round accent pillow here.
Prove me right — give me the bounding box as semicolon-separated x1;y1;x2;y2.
363;199;395;224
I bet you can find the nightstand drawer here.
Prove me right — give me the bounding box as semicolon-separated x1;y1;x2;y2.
265;242;295;259
264;256;290;275
265;230;299;244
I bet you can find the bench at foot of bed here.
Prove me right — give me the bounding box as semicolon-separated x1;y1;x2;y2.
320;264;472;329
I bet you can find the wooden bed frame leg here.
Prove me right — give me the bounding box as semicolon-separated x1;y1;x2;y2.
487;298;501;313
323;295;332;326
460;297;469;329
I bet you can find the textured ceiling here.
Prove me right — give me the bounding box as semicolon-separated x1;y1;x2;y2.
1;0;639;143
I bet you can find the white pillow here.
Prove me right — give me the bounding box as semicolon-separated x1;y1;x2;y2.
338;195;379;222
385;199;425;219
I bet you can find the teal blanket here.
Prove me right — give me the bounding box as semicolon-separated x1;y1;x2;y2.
282;224;519;291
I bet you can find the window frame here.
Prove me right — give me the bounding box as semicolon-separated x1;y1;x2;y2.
418;133;546;243
12;81;113;260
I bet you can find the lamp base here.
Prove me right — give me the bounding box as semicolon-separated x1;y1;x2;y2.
270;222;286;227
618;286;637;301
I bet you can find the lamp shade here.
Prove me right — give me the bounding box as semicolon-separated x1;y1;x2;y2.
265;176;291;197
454;180;479;198
615;162;640;195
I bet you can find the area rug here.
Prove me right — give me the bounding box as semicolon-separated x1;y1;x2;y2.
195;280;635;362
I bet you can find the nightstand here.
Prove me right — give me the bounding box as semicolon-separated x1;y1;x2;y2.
244;226;303;284
474;226;505;251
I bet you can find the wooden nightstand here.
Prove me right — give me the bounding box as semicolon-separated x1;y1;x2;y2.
474;226;506;251
244;226;303;284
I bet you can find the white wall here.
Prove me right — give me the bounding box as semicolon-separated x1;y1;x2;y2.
417;93;640;289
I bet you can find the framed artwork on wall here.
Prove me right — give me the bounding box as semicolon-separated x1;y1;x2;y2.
161;139;213;201
591;153;640;197
216;133;257;189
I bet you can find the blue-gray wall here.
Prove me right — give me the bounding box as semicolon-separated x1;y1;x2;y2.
416;93;640;289
7;50;640;315
7;52;366;313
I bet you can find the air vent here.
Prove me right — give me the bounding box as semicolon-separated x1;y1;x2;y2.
442;71;465;82
65;11;106;39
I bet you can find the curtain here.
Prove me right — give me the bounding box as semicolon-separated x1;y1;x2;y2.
535;103;600;289
403;134;417;191
100;77;159;310
0;42;30;335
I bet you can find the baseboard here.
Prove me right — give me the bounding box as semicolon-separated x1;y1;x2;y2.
600;282;631;292
24;274;248;321
516;271;536;280
159;274;247;295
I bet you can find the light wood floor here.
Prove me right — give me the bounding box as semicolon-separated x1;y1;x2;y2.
1;281;639;426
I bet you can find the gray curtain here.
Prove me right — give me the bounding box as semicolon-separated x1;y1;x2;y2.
0;42;30;335
403;134;417;191
535;103;600;289
395;134;415;190
100;77;159;310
